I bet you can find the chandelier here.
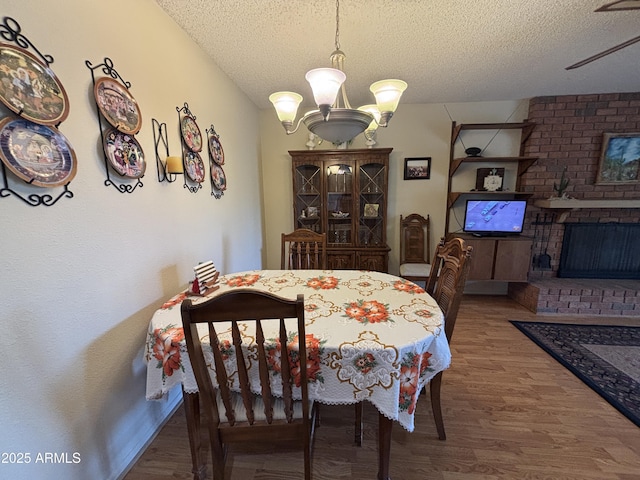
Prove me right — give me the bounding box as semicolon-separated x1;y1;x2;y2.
269;0;407;145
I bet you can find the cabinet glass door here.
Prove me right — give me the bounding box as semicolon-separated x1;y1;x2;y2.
326;163;353;245
294;164;322;232
358;162;386;246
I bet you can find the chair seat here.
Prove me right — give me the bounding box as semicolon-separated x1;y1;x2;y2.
217;390;311;424
399;262;431;277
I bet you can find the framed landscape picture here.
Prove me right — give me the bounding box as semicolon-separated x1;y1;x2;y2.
404;157;431;180
595;132;640;184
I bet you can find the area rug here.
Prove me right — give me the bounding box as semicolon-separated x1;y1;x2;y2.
510;321;640;427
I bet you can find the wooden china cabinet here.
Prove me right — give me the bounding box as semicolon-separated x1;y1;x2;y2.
289;148;392;272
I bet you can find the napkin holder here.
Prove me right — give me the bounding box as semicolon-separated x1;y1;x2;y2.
188;260;220;296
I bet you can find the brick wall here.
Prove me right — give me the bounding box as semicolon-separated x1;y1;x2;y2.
520;93;640;278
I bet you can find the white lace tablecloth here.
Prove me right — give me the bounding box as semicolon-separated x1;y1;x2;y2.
145;270;450;432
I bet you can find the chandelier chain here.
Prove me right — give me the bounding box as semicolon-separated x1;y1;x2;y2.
335;0;341;50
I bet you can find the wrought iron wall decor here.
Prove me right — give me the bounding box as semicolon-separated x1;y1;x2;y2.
86;57;144;194
152;118;182;183
0;16;75;206
176;103;203;193
206;124;226;199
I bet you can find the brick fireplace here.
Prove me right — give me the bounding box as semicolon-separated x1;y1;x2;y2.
506;93;640;316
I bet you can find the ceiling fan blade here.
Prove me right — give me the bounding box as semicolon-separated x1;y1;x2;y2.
595;1;640;12
566;33;640;69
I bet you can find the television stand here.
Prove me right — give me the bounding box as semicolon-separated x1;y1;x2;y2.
453;234;533;282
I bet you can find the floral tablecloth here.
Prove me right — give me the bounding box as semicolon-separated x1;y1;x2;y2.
145;270;449;432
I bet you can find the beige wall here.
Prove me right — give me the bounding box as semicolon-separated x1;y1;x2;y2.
1;2;534;478
260;100;530;279
0;1;262;479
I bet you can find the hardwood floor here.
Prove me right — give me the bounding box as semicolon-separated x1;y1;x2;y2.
124;295;640;480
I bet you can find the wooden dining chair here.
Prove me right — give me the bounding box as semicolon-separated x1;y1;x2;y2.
398;213;431;284
425;236;473;440
354;236;472;445
281;228;327;270
181;290;318;480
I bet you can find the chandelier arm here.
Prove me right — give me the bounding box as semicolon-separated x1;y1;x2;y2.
279;116;307;136
370;112;393;129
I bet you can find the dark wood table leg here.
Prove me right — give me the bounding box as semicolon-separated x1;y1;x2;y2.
377;412;392;480
354;402;363;446
182;388;207;480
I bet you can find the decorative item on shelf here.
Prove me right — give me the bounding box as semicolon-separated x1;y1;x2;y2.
176;103;202;193
86;56;143;194
331;211;349;218
553;166;571;198
305;132;318;150
465;147;482;157
364;203;379;218
206;125;226;199
189;260;220;296
0;17;75;206
475;167;504;191
152;118;183;183
268;0;407;145
404;157;431;180
307;206;318;217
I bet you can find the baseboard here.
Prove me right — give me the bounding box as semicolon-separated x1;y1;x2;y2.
115;395;183;480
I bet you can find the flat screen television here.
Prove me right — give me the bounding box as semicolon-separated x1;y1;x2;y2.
463;199;527;236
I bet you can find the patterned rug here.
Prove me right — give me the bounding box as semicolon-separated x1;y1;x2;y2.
510;321;640;427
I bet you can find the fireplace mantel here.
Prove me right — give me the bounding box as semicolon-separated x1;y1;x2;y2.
534;198;640;222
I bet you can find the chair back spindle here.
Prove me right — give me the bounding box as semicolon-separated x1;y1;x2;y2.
181;290;316;480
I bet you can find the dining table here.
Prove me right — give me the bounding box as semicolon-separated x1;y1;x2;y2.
145;269;450;480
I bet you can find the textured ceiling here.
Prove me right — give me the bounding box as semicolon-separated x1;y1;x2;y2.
155;0;640;110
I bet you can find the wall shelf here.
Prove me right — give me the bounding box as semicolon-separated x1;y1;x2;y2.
449;191;533;208
445;121;537;233
534;198;640;222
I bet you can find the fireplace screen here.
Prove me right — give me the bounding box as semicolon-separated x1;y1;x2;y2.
558;223;640;279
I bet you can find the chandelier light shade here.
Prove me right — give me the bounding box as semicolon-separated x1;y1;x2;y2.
305;68;346;119
269;0;407;145
268;92;303;126
369;79;408;125
358;104;382;148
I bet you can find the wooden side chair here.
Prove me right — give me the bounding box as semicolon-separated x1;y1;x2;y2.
354;236;472;446
181;290;318;480
425;236;473;440
281;228;327;270
398;213;431;284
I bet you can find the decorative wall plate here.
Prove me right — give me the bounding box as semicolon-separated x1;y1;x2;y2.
181;115;202;152
210;163;227;191
208;134;224;165
185;151;205;183
93;77;142;134
103;128;146;179
0;43;70;126
0;117;77;187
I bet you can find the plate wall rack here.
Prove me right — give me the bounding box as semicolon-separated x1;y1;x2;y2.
86;57;143;194
206;124;224;199
0;16;74;206
176;103;202;194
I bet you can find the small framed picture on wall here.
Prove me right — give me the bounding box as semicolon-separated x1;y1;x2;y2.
404;157;431;180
